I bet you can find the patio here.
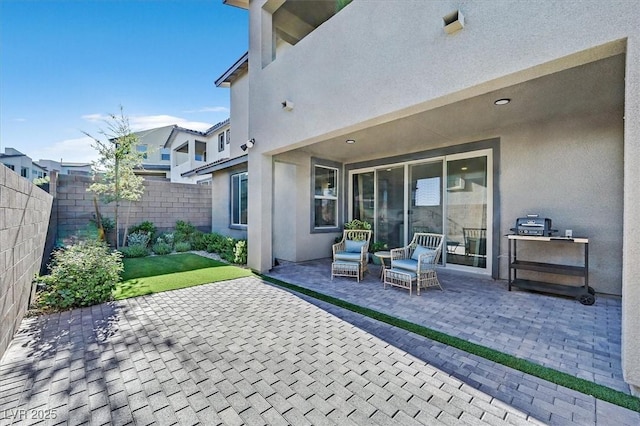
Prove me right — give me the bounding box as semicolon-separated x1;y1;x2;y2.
266;258;627;395
0;268;638;424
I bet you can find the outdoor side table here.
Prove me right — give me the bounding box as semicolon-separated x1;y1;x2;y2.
374;251;392;281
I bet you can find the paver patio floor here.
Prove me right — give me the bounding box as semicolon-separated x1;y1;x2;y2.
267;259;627;394
0;272;638;425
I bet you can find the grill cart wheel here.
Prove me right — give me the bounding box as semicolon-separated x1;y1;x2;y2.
587;286;595;295
578;293;595;305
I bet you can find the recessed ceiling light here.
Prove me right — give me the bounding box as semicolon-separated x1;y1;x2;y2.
461;166;468;171
494;98;511;105
346;139;355;144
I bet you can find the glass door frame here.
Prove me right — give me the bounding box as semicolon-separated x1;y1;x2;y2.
348;148;493;275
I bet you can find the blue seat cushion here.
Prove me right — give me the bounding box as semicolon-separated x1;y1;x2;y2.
335;251;362;262
345;240;367;253
392;258;418;272
387;268;417;279
411;245;436;262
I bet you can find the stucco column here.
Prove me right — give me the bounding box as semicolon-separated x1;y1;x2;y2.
247;151;273;273
622;38;640;396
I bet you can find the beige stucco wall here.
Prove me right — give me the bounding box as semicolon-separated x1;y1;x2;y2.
499;111;623;295
229;70;250;160
243;0;640;392
622;38;640;396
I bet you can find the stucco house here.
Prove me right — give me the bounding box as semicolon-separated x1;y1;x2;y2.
1;148;47;181
165;120;232;185
36;159;92;177
215;0;640;394
131;121;232;184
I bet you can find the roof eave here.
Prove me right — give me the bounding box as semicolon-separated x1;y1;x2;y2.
215;52;249;87
223;0;249;10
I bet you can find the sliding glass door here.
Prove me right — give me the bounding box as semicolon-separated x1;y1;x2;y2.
375;167;404;249
350;149;491;273
445;156;488;268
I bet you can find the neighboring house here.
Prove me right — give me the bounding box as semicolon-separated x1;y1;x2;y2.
133;125;175;180
219;1;640;394
37;159;92;176
165;120;231;185
132;121;232;184
1;148;46;181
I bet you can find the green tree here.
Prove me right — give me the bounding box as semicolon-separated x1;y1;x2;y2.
85;107;145;249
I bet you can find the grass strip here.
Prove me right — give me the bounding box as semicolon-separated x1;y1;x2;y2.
116;254;253;299
121;253;224;280
260;274;640;413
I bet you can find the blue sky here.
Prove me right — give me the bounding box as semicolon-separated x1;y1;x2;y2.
0;0;248;163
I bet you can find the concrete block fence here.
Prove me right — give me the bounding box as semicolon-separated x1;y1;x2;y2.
55;175;212;242
0;165;53;359
0;172;212;360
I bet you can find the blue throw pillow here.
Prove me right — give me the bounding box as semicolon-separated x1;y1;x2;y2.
411;245;436;261
345;240;367;253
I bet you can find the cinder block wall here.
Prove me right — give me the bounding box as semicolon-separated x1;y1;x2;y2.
0;166;53;359
55;175;212;240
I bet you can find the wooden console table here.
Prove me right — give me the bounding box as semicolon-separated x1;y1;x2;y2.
506;235;594;305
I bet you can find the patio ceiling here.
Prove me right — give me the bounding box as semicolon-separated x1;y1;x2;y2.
297;53;625;163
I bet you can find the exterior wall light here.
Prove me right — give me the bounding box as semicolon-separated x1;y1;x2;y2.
282;100;294;111
443;10;464;34
241;138;255;151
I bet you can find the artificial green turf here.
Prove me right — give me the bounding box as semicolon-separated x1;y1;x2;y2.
260;274;640;413
115;253;253;299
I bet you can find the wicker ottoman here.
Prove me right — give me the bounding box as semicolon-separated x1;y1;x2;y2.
383;268;416;295
331;261;361;282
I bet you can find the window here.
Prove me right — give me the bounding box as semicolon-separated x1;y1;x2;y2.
21;167;28;178
231;172;248;226
161;148;170;161
4;164;15;171
136;144;148;159
314;165;338;228
226;129;230;144
218;132;225;152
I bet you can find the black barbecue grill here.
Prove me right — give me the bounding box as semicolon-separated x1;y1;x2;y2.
511;214;557;236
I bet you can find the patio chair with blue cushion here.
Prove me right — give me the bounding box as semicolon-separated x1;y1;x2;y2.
388;232;444;294
332;230;372;281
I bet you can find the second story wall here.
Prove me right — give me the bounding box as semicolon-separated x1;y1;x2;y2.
229;70;249;159
247;0;639;155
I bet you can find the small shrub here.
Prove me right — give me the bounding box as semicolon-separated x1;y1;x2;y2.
119;245;149;258
38;240;123;310
129;221;157;242
205;233;226;254
174;220;197;244
233;240;247;264
156;233;175;247
127;232;150;247
219;237;237;263
175;241;191;252
192;232;215;251
152;241;173;255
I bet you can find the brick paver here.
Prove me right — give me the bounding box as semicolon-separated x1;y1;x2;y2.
268;259;627;394
0;272;638;425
